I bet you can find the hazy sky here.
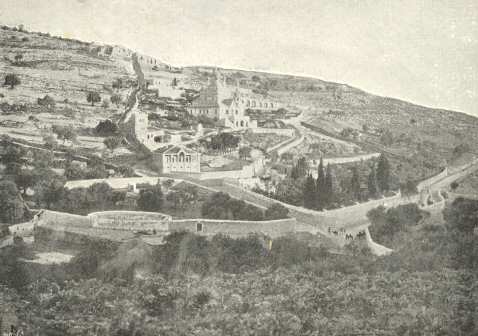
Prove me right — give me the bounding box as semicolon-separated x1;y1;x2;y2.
1;0;477;115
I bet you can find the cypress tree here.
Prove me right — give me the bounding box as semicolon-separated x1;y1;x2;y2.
350;166;361;201
303;174;317;209
324;163;334;206
368;164;378;198
316;158;325;209
376;153;391;192
297;157;309;178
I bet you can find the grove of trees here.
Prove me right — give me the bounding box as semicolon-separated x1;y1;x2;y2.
201;192;289;221
260;154;394;211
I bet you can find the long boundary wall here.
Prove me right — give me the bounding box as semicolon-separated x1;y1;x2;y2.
252;128;295;137
64;176;173;190
222;182;417;229
32;208;297;246
277;135;305;156
171;218;296;238
416;168;448;191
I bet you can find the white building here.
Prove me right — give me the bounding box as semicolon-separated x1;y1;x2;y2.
154;145;201;173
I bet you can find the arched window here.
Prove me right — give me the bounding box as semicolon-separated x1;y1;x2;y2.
240;120;244;127
179;152;185;162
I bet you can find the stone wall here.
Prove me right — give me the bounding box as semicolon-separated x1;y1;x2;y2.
276;135;305;156
309;153;381;172
251;127;295;137
37;210;92;228
222;182;418;230
8;221;35;237
35;226;122;249
416;168;448;191
266;136;298;153
64;176;173;190
32;208;295;245
171;218;296;238
89;211;171;232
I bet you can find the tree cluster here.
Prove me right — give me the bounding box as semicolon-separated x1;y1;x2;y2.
202;133;240;152
202;192;288;221
300;158;335;210
52;125;77;144
94;119;118;137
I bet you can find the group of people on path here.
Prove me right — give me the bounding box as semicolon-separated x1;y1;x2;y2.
327;226;366;241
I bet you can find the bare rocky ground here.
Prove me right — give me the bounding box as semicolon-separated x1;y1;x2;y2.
0;27;134;154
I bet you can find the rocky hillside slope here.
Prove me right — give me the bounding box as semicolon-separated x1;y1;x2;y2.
1;25;477;182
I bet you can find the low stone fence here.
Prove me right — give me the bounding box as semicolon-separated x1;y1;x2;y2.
277;135;305;156
448;158;478;175
31;208;296;245
37;210;92;228
266;136;297;153
171;218;296;238
416;168;448;191
64;176;173;190
89;211;171;232
309;153;381;169
8;221;35;237
35;226;125;249
222;182;418;229
252;127;295;137
184;164;255;180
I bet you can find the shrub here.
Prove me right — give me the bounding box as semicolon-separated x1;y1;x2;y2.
86;91;101;106
94;119;118;136
37;95;56;109
201;192;264;221
264;203;289;220
137;184;163;212
4;74;20;89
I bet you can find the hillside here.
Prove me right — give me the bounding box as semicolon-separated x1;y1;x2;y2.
0;25;134;151
1;25;477;183
189;66;478;180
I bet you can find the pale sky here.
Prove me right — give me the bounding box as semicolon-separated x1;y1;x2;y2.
1;0;477;115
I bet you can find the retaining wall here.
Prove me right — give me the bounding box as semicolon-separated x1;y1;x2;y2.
252;128;295;137
183;164;255;180
37;210;92;228
89;211;171;232
64;176;170;190
309;153;381;169
266;136;297;153
35;226;123;249
8;221;35;237
277;135;305;156
171;218;296;238
416;168;448;191
222;182;418;229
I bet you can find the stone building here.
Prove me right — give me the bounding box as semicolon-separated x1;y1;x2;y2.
187;76;258;130
154;145;201;173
